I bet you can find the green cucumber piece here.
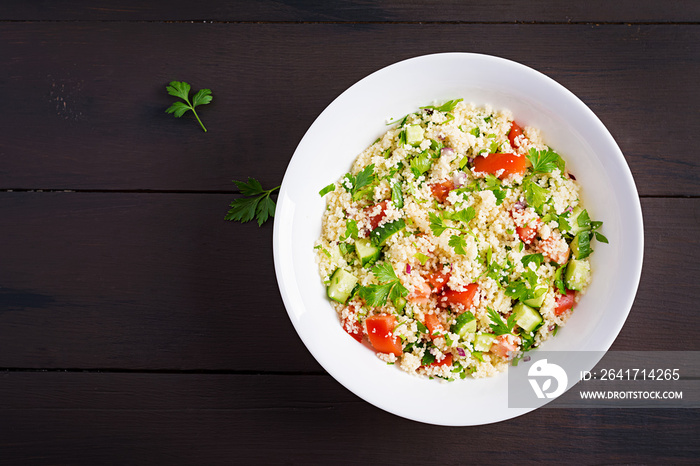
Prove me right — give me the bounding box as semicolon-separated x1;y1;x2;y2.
570;231;592;260
450;311;477;337
565;258;591;291
355;238;380;267
567;207;586;235
513;302;543;333
370;219;405;246
327;268;357;304
522;285;547;308
474;333;497;352
406;124;425;146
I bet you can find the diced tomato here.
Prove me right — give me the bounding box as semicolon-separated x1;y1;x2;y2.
439;283;479;310
408;279;432;304
363;200;388;231
430;353;453;367
490;334;519;359
425;271;451;294
516;225;538;244
366;315;403;356
423;313;444;339
342;315;363;343
537;235;571;265
508;122;524;148
473;153;529;180
554;289;577;316
430;180;455;203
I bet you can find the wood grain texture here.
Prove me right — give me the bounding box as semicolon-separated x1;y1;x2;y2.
0;194;697;369
0;372;697;464
2;0;699;22
0;23;698;195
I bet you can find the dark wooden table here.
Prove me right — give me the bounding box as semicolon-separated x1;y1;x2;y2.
1;2;699;463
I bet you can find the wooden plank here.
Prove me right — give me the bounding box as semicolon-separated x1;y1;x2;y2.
0;194;697;369
0;23;698;196
1;0;699;22
0;372;697;463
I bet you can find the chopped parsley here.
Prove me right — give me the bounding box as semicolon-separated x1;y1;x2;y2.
526;148;565;174
488;307;516;336
358;262;408;308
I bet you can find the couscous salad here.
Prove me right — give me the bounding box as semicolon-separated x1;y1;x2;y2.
315;100;606;380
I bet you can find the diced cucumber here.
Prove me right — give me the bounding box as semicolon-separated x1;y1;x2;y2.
354;238;380;267
513;302;543;333
370;219;405;246
450;311;477;337
565;258;591;291
522;285;547;308
570;231;592;260
406;124;425;146
474;333;497;352
327;268;357;304
567;207;586;236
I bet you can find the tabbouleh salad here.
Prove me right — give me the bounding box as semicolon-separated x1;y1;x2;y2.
315;99;607;381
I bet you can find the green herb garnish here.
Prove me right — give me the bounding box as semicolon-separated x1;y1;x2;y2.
165;81;212;132
358;262;408;307
526;148;565;174
225;178;279;226
487;307;516;336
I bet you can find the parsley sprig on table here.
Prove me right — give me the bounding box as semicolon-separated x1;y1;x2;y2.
165;81;212;132
225;178;279;226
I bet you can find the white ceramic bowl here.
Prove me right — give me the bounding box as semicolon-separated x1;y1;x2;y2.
273;53;643;426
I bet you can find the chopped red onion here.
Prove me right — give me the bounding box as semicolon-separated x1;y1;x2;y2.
523;355;531;362
565;206;573;213
514;200;527;210
548;324;556;332
452;170;468;187
568;172;577;180
456;347;466;357
405;264;411;274
441;147;454;157
468;156;474;164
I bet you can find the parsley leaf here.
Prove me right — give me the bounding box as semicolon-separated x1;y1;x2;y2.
410;152;433;178
319;183;335;196
523;176;548;210
526;148;565;174
165;81;212;132
595;231;609;244
344;164;377;201
391;180;404;209
340;219;359;241
358;262;408;307
449;235;468;255
554;264;567;295
225;178;280;226
521;253;544;268
487;307;516;336
421;98;463;113
429;212;448;237
444;206;476;224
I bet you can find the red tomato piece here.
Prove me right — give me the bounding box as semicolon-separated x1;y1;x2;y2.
366;315;402;356
430;353;453;367
363;200;388;231
473;153;529;180
423;313;444;339
439;283;479;310
425;271;451;294
342;315;363;343
490;334;519;359
516;225;538;244
554;289;577;316
508;122;524;148
430;180;455;203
